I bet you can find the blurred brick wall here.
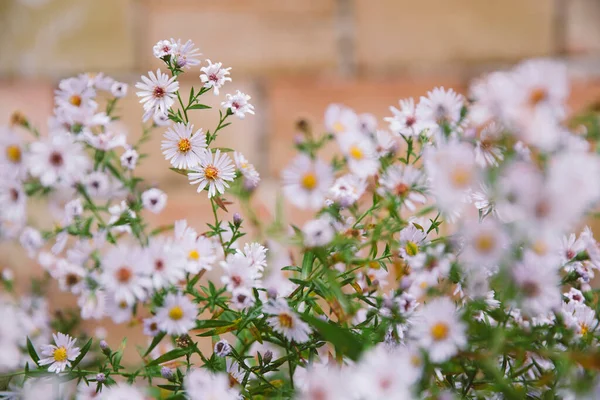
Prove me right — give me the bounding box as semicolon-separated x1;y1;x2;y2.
2;0;600;359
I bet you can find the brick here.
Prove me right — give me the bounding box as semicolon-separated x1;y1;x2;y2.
139;0;338;76
265;76;466;177
566;0;600;55
354;0;555;73
0;0;136;77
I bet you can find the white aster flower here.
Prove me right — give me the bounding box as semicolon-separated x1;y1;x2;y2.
155;292;197;336
188;149;236;198
337;132;379;178
77;289;106;320
416;87;464;136
55;76;96;111
513;251;562;317
171;38;202;69
221;252;262;292
221;90;255;119
141;188;167;214
38;332;81;373
0;177;26;223
100;244;150;306
200;59;232;95
302;218;335;248
240;242;268;271
161;122;207;169
324;103;360;135
386;97;434;137
135;69;179;120
0;128;27;179
282;154;333;209
379;164;427;211
412;297;466;363
233;151;260;187
399;224;428;269
230;287;255;310
20;227;44;258
459;217;509;270
184;368;239;400
144;236;186;289
176;220;217;274
153;39;175;58
264;299;312;343
120;148;139;170
28;133;90;187
473;122;504;168
328;173;366;207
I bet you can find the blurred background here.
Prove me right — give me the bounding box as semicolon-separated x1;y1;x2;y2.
2;0;600;360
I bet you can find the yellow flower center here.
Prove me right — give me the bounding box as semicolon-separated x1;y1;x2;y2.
405;241;419;257
430;322;449;341
349;145;364;160
301;172;317;190
278;313;294;328
53;346;68;362
580;323;589;336
69;95;82;107
532;240;548;256
178;138;191;153
168;306;184;321
5;145;21;163
332;121;345;133
450;166;472;188
529;87;547;107
474;233;495;254
188;250;200;260
204;165;219;180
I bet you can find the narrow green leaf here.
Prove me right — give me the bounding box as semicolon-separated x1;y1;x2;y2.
147;347;194;367
303;315;365;361
188;104;211;110
195;319;235;329
26;337;40;365
143;331;166;357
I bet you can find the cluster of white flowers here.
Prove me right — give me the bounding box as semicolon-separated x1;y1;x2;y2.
4;37;600;399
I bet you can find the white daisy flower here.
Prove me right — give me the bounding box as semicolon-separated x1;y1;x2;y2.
188;149;236;198
200;59;232;95
100;244;150;306
20;227;44;258
135;69;179;120
77;289;106;320
282;154;333;210
156;292;197;336
105;296;133;324
83;171;111;198
153;39;175;58
144;237;186;289
302;218;335;248
416;87;464;134
337;132;379;178
0;177;26;223
221;252;261;292
233;151;260;187
55;259;86;294
38;332;81;373
264;299;312;343
55;76;97;111
154;112;171;126
328;173;366;207
98;383;146;400
120;148;139;170
141;188;168;214
184;369;240;400
0;128;27;179
459;217;509;270
171;38;202;69
385;97;434;137
412;297;466;363
324;104;360;135
110;81;128;98
143;316;161;337
560;232;586;265
177;225;217;274
513;251;562;316
28;133;90;187
399;224;428;269
473;122;504;168
240;242;268;271
379;164;427;211
231;287;255;310
161;122;207;169
221;90;255;119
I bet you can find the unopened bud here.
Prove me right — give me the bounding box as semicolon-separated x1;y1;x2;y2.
161;366;174;379
233;212;243;227
10;111;27;127
213;339;232;357
99;340;110;355
262;350;273;365
267;288;278;300
96;373;106;383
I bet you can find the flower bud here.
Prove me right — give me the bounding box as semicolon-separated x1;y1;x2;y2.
267;288;278;300
161;366;174;380
262;350;273;365
233;212;243;227
213;339;232;357
99;340;110;355
96;373;106;383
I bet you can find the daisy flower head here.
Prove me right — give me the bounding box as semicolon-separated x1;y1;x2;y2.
55;76;97;111
324;103;360;135
188;149;236;198
231;286;256;310
513;251;562;316
473;122;504;168
233;151;260;188
241;242;268;271
161;122;207;170
179;230;217;274
412;297;466;363
385;97;434;137
136;69;179;120
170;38;202;69
302;217;335;248
144;236;186;290
39;332;81;373
120;148;139;170
328;173;367;207
100;244;151;306
399;224;428;269
110;81;128;98
0;128;27;179
337;132;379;178
264;299;312;343
153;39;175;59
28;133;90;187
141;188;168;214
221;252;262;292
156;292;197;336
379;164;427;211
222;90;255;119
416;87;464;137
184;368;240;400
0;177;27;223
282;154;333;210
200;59;232;95
459;217;509;270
